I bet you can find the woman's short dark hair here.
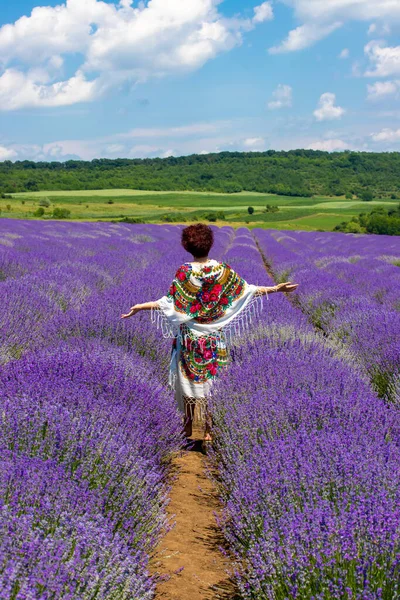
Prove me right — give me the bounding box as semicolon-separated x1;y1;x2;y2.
181;224;214;257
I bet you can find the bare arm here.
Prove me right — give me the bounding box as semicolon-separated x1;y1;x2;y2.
257;282;299;296
121;301;159;319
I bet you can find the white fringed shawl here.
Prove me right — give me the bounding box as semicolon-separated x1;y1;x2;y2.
151;260;266;418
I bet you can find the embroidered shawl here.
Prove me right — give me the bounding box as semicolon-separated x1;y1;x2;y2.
152;259;265;417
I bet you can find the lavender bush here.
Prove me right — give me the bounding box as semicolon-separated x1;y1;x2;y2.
253;229;400;400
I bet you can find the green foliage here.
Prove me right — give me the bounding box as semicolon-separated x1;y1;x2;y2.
160;214;187;223
248;206;254;215
265;204;279;213
39;199;51;207
52;207;71;219
118;217;145;224
1;150;400;198
204;211;226;222
34;207;45;217
334;203;400;235
360;189;374;202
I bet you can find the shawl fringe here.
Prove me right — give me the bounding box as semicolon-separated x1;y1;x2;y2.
151;304;177;338
151;289;266;347
151;289;267;422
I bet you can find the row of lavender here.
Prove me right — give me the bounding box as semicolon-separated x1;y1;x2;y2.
0;220;236;598
210;228;400;598
252;230;400;401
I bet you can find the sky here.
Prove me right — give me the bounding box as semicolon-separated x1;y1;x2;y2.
0;0;400;162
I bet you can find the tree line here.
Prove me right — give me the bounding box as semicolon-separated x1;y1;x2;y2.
1;150;400;198
334;204;400;235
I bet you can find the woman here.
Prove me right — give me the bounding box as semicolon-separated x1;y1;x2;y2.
121;224;298;448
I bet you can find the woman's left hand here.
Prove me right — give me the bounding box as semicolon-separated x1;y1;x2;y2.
276;282;299;293
121;305;141;319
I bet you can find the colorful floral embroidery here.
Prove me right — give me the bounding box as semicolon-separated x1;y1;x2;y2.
165;260;248;386
179;327;229;384
167;261;246;324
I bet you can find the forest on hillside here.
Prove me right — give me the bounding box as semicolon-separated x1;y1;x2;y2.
1;150;400;198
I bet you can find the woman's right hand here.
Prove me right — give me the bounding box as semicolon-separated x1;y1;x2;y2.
121;305;141;319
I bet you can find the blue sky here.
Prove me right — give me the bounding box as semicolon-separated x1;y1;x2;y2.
0;0;399;161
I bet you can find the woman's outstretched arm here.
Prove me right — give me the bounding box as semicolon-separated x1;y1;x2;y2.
257;282;299;295
121;301;159;319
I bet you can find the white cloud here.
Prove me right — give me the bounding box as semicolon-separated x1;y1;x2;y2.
314;92;345;121
269;0;399;53
338;48;349;59
307;138;349;151
267;84;293;109
367;22;390;36
2;119;236;161
42;139;98;160
129;144;163;157
243;137;266;150
0;68;100;111
367;80;400;100
364;40;400;78
269;22;341;54
0;0;270;110
279;0;400;23
105;144;125;154
371;128;400;142
161;149;177;158
0;145;17;160
253;2;273;24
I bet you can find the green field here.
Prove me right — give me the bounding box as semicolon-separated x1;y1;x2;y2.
2;189;398;231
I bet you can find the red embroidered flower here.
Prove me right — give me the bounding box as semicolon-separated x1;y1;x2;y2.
189;372;196;380
236;285;243;294
210;293;218;302
208;365;218;376
170;284;176;295
203;266;212;273
213;284;222;293
190;302;201;314
203;350;213;360
177;271;187;282
202;292;210;302
220;296;229;305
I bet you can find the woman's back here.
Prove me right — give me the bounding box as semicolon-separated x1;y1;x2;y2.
167;259;247;324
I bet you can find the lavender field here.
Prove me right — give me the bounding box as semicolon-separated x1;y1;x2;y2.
0;218;399;599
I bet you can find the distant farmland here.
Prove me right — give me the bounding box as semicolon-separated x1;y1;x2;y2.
3;188;399;231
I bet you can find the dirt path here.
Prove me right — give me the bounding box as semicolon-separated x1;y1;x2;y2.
151;425;237;600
